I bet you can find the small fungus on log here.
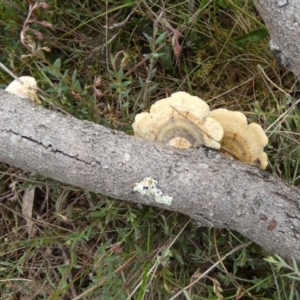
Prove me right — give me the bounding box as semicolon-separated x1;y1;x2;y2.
5;76;41;105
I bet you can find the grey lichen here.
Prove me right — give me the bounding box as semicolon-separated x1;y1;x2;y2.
133;177;173;205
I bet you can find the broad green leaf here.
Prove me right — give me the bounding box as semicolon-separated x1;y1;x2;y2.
234;28;268;45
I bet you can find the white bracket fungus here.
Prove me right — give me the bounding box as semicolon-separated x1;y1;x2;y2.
133;91;269;169
133;177;173;205
133;91;224;149
5;76;41;105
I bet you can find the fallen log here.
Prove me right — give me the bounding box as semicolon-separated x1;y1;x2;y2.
0;90;299;261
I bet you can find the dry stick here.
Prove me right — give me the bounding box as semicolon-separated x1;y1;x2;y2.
0;62;25;85
169;240;253;300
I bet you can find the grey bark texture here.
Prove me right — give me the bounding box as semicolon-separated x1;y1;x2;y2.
0;90;300;261
253;0;300;79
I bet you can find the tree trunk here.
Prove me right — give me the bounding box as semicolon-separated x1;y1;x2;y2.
253;0;300;79
0;90;299;261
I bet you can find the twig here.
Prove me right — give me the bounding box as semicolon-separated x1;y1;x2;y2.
0;62;24;85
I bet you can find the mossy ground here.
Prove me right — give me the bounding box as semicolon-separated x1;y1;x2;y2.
0;1;299;299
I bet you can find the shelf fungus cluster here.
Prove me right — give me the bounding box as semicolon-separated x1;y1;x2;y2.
133;91;224;150
133;91;268;169
5;76;41;105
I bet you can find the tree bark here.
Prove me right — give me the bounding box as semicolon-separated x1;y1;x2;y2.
253;0;300;79
0;90;299;261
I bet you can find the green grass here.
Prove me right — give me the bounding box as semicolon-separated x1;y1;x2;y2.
0;0;300;299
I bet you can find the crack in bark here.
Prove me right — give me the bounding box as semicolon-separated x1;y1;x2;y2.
6;128;93;165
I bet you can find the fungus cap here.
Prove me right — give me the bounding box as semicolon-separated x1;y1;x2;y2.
5;76;41;105
209;108;268;169
133;91;224;149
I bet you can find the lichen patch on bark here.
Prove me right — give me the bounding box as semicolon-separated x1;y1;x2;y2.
133;177;173;205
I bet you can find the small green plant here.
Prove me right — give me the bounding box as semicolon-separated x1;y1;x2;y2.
265;255;300;299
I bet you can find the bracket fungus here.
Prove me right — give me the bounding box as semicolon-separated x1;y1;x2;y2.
5;76;41;105
133;91;224;149
133;91;269;170
209;109;268;169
